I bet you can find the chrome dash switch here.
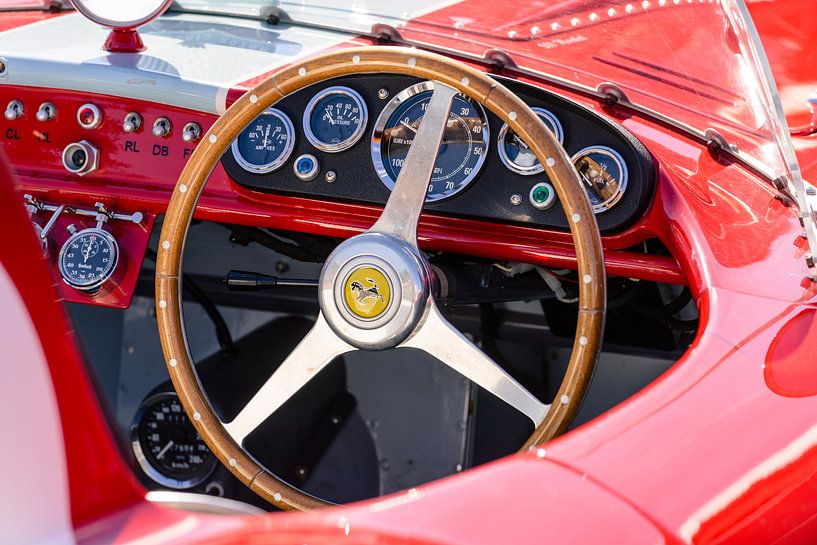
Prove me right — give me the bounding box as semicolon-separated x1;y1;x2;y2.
123;112;142;133
4;99;23;121
36;102;56;122
152;117;172;138
182;122;202;142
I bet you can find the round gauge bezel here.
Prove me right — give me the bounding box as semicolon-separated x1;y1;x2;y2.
371;81;490;203
571;145;629;213
57;227;119;291
231;108;295;174
497;107;564;176
131;392;217;490
303;86;369;153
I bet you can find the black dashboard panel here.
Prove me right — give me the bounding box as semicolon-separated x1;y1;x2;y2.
222;74;656;234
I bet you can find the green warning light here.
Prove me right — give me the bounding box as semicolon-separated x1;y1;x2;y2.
529;182;555;210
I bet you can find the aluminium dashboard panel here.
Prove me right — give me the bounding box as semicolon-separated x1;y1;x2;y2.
222;74;656;234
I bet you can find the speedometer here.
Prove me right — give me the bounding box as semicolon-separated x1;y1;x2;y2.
371;81;489;202
304;86;368;152
131;392;216;489
231;108;295;174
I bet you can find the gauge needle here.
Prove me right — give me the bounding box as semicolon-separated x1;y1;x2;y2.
325;106;335;124
156;440;174;460
263;125;270;147
82;243;92;263
400;120;418;134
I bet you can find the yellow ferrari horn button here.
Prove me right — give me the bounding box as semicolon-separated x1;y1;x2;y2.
343;266;391;319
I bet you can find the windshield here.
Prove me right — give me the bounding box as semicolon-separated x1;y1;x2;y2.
174;0;806;189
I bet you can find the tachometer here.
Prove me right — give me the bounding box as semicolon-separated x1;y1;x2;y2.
371;81;489;202
304;86;368;152
231;108;295;174
571;146;628;213
131;392;217;489
497;107;564;175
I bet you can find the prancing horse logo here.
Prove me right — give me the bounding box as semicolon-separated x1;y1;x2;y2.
350;278;385;305
343;266;391;319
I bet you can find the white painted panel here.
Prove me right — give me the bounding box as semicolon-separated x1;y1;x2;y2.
0;265;74;545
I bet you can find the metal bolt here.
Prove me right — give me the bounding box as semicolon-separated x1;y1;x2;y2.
807;186;816;196
379;459;390;470
0;58;7;77
377;88;389;100
275;260;289;273
510;193;522;206
325;170;337;183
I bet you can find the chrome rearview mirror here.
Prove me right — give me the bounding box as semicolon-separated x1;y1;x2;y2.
70;0;172;53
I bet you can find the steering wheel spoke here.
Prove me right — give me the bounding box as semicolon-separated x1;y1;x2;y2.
370;82;458;247
403;300;550;426
223;312;354;445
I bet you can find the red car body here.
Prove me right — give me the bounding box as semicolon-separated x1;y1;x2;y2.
1;1;816;544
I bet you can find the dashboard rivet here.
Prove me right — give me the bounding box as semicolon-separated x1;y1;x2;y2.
377;88;389;100
325;170;337;183
510;193;522;206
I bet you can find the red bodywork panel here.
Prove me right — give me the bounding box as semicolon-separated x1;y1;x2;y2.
0;2;816;545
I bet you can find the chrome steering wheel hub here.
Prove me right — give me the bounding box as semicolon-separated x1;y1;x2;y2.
320;232;430;350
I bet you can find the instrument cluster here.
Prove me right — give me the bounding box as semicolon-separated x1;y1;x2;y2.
223;74;656;233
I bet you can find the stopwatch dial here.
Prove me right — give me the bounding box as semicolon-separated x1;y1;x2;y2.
58;228;118;291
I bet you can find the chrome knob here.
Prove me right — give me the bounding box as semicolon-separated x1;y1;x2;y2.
123;112;142;133
35;102;55;122
182;122;201;142
152;117;171;138
62;140;99;177
4;99;23;120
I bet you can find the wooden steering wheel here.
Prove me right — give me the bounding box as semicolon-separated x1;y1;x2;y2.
155;46;606;510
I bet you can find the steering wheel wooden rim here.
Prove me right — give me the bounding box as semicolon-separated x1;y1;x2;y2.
155;46;606;510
